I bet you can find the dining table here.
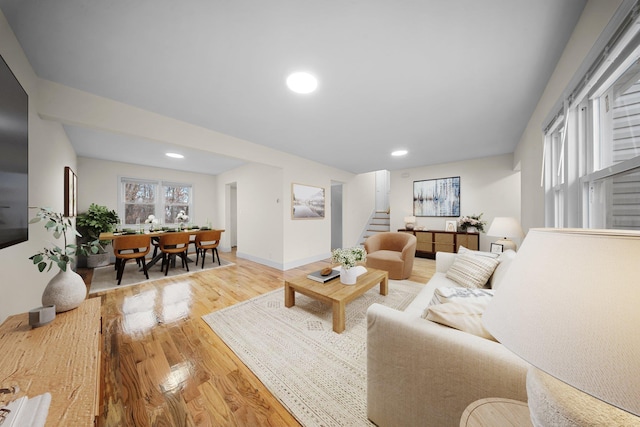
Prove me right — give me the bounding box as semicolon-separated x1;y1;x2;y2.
99;228;225;269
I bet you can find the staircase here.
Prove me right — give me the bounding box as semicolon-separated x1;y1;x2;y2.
358;210;390;246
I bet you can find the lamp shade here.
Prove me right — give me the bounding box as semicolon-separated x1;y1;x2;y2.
483;228;640;416
486;217;524;238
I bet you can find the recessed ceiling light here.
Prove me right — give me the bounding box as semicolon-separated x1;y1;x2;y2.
391;150;408;157
286;72;318;94
165;152;184;159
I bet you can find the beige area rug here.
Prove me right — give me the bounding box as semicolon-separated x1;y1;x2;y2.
89;257;234;294
202;280;423;426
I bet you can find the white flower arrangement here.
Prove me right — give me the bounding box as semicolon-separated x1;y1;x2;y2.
176;210;189;223
144;214;159;225
331;246;366;270
457;213;486;232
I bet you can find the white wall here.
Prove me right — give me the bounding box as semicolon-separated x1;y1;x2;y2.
216;163;284;268
215;161;369;270
390;154;521;252
0;12;79;321
342;172;376;247
515;0;624;231
76;157;217;226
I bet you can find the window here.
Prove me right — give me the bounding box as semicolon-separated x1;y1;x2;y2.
163;182;191;223
544;116;566;227
120;178;192;226
543;2;640;230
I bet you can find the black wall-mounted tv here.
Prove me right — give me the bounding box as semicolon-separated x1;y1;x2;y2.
0;53;28;250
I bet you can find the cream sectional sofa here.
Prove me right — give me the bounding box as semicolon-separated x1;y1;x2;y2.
366;250;529;427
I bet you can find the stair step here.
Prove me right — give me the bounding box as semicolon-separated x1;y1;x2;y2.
368;225;390;231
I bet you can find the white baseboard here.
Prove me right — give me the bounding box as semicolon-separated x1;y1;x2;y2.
235;251;332;271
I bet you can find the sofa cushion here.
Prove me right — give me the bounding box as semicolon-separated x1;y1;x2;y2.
366;249;403;262
425;302;497;341
445;252;500;288
489;249;516;289
458;245;500;259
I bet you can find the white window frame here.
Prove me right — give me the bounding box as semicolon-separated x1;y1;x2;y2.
119;177;193;226
543;0;640;230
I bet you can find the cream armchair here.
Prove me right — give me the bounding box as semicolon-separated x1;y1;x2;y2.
364;232;417;280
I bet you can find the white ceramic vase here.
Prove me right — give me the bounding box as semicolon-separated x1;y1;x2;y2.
42;268;87;313
340;266;357;285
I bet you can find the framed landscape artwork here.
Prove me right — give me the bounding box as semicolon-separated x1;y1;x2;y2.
291;183;325;219
413;176;460;217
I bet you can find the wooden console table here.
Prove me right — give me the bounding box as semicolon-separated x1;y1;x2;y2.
399;229;479;258
0;298;102;425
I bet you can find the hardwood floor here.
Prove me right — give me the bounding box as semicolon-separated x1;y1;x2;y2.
81;251;436;426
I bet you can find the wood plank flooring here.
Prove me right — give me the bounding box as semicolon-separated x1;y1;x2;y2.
81;251;436;426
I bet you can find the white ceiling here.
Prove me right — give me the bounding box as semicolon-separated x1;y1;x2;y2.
0;0;587;175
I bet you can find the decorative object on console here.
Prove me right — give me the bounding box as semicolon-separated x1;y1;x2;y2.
457;213;486;233
486;216;524;251
484;228;640;424
331;246;366;284
29;208;99;312
413;176;460;217
490;242;504;253
404;215;416;230
28;305;56;328
445;220;457;232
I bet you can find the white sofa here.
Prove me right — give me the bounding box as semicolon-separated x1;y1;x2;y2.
366;250;529;427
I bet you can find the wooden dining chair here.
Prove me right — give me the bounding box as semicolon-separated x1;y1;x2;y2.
113;234;151;285
195;230;222;268
158;233;190;276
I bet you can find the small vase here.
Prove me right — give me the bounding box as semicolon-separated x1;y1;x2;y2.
466;226;478;233
42;268;87;313
340;266;357;285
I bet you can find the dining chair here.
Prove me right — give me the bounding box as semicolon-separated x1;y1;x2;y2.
158;233;190;276
113;234;151;285
195;230;222;268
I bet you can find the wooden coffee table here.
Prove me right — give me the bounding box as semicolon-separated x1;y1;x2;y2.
284;267;388;333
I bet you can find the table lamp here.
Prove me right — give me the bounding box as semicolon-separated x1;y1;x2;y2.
486;217;524;251
483;228;640;425
404;216;416;230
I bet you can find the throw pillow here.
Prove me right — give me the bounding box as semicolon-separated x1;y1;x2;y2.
445;252;500;288
425;302;497;341
428;286;495;307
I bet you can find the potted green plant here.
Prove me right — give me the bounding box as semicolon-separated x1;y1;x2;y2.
76;203;120;268
29;207;101;312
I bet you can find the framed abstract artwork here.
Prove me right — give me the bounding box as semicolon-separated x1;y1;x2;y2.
413;176;460;217
291;183;325;219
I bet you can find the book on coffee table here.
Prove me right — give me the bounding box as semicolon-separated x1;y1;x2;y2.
307;268;340;283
